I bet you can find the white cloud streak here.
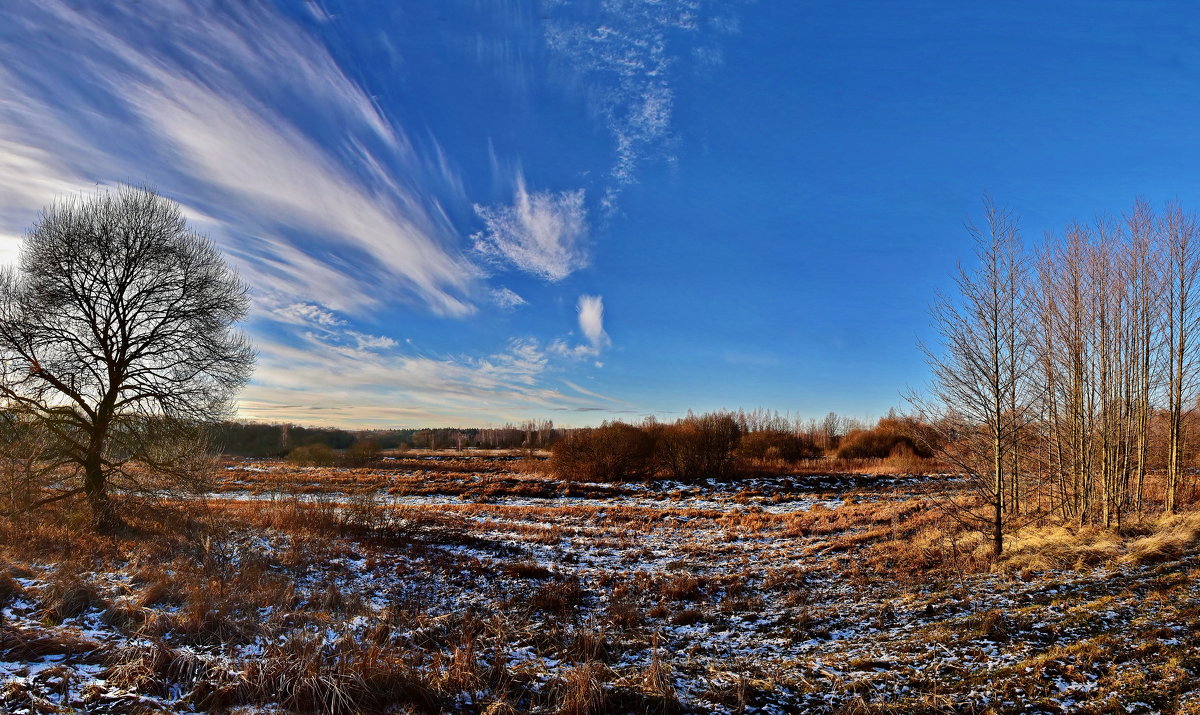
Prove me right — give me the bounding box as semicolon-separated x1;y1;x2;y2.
543;1;738;211
275;303;346;329
0;0;476;316
241;333;607;427
491;287;529;309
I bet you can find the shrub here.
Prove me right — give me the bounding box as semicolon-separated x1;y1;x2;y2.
651;413;741;480
835;416;934;460
287;443;336;467
550;422;654;482
734;430;819;462
342;439;380;467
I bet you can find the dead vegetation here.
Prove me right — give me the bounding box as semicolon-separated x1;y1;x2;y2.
2;456;1200;712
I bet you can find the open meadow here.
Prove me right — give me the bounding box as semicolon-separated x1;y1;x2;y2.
4;454;1200;714
8;4;1200;713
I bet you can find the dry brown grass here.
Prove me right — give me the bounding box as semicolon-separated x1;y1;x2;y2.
783;456;951;476
637;651;682;715
553;661;612;715
37;568;107;623
1121;512;1200;566
0;624;104;662
10;456;1200;713
529;577;586;616
997;512;1200;571
1000;526;1123;570
0;569;26;605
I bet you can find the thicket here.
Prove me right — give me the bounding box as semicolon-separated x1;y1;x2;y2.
283;440;380;468
734;430;820;462
285;443;336;467
553;412;847;481
914;197;1200;554
547;422;655;482
835;416;936;460
548;410;947;482
648;413;742;479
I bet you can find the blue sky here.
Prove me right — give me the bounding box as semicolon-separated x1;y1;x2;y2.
2;1;1200;427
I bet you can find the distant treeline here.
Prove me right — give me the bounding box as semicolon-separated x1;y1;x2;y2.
210;409;915;461
549;410;937;481
210;420;560;457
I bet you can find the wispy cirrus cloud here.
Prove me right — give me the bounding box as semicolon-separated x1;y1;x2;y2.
242;297;616;425
473;176;589;281
543;0;740;211
242;333;608;427
275;303;346;329
0;0;475;316
491;287;529;310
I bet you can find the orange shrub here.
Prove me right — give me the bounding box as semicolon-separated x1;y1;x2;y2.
550;422;655;481
651;413;741;480
734;430;819;462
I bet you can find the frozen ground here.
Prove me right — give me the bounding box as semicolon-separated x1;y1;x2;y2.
2;460;1198;713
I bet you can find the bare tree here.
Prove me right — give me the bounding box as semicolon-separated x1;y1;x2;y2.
0;187;254;530
1032;223;1095;524
911;199;1033;555
1123;199;1161;517
1161;202;1200;513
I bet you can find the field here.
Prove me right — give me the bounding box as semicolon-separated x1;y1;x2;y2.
3;454;1200;713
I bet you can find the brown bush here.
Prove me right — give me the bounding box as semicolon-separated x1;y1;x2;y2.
836;416;934;460
342;439;380;467
735;430;820;462
550;422;654;482
287;443;336;467
651;413;741;480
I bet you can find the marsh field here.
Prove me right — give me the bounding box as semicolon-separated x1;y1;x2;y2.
2;453;1200;714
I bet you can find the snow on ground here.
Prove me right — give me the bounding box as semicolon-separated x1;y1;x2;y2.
2;460;1198;713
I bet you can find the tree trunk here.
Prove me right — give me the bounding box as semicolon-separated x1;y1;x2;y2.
993;441;1004;557
83;440;121;532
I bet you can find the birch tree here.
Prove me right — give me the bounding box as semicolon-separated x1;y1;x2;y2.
1162;202;1200;513
912;199;1032;555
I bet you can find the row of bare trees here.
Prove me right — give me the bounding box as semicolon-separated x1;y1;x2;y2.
916;197;1200;554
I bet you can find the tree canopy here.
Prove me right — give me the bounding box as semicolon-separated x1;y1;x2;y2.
0;186;254;529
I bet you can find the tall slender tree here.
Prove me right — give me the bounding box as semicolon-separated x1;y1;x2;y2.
1162;202;1199;513
913;199;1032;555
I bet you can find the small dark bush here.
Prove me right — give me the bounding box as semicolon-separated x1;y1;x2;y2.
287;443;336;467
342;439;380;467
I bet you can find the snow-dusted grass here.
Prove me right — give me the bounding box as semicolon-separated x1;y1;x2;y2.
2;459;1200;713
